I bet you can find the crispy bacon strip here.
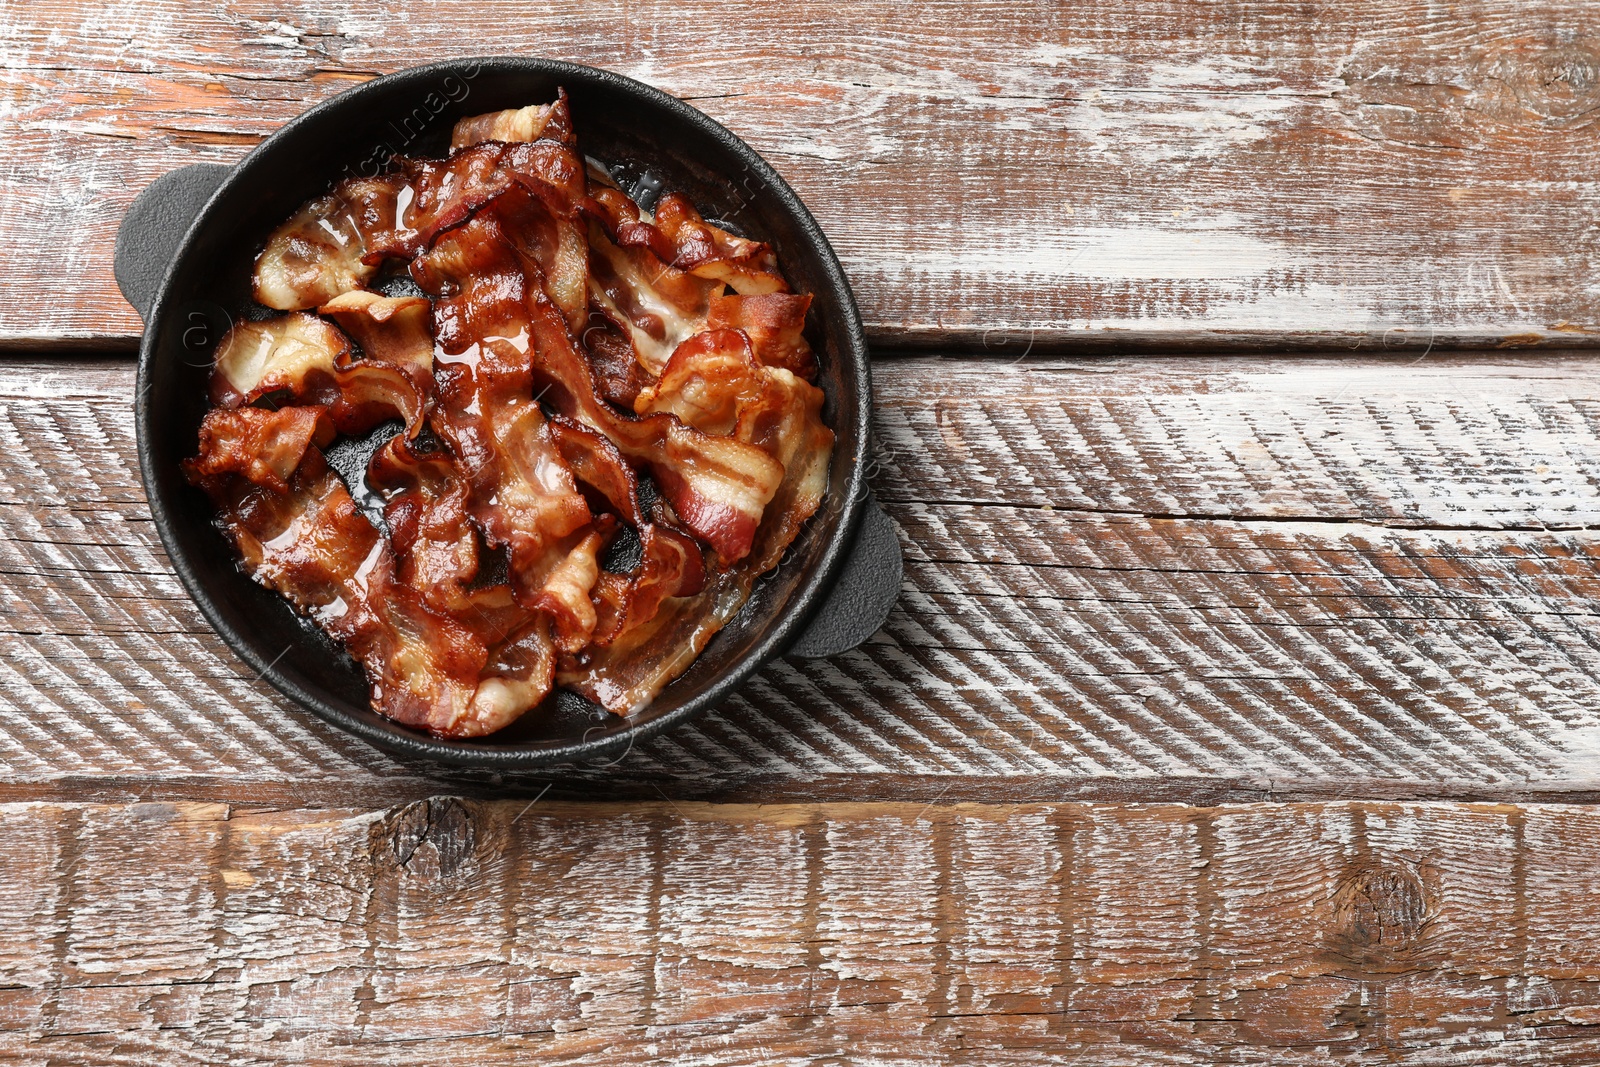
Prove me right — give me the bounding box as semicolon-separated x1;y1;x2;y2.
412;215;599;615
209;313;428;439
197;451;552;737
368;439;479;615
558;570;734;714
578;310;655;407
546;414;644;525
183;406;333;494
319;291;435;394
494;183;590;336
253;177;402;310
451;90;575;150
191;424;561;736
418;207;785;564
364;140;587;265
538;518;615;653
640;329;833;571
650;193;787;295
526;291;785;563
563;333;832;712
587;522;708;650
585;193;722;376
706;292;818;380
588;184;786;291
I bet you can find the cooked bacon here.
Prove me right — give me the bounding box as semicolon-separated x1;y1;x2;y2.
587;522;708;650
538;518;615;653
253;177;403;310
206;453;491;734
559;570;734;714
705;292;818;380
650;193;787;295
193;440;561;737
581;188;798;385
318;291;435;393
209;313;428;438
183;405;333;494
451;89;575;150
197;88;836;731
640;329;833;571
365;140;587;264
417;207;785;563
413;216;599;617
585;198;721;376
544;414;643;524
209;313;349;406
494;183;589;335
579;309;655;407
565;335;832;712
368;440;479;615
588;185;786;293
525;292;785;563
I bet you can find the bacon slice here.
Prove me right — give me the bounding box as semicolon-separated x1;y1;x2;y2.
368;440;479;615
209;313;428;439
191;436;559;737
546;414;644;525
495;183;590;336
563;334;832;712
252;177;402;310
587;522;708;650
417;207;785;564
252;112;585;314
705;292;818;380
201;453;493;735
526;292;785;563
558;571;734;714
585;194;721;376
581;186;802;385
538;518;615;653
650;193;787;295
183;405;334;494
365;140;587;265
451;89;575;150
413;215;599;617
319;291;435;393
209;313;349;406
579;310;655;407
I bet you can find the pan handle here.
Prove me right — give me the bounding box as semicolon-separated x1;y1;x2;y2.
113;164;232;323
784;492;902;660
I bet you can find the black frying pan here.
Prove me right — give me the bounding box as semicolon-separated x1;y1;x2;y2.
113;57;900;767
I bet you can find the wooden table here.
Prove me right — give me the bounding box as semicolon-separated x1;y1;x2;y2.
6;2;1600;1062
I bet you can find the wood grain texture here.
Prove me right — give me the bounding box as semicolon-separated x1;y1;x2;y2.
6;354;1600;799
4;798;1600;1064
5;0;1600;349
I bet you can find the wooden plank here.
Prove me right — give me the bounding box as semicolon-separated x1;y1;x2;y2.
4;798;1600;1064
4;1;1600;350
4;354;1600;799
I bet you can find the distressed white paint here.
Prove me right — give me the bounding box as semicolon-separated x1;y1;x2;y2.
1;0;1596;347
3;356;1600;791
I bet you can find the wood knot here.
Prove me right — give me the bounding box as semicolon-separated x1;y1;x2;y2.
1328;864;1428;963
373;796;480;880
1499;43;1600;123
1340;35;1600;149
